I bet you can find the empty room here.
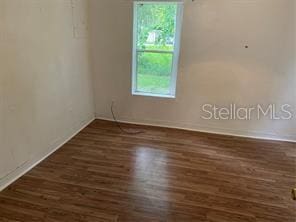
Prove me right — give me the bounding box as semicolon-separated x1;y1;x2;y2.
0;0;295;221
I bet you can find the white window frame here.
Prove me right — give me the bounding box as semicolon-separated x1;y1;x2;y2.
132;1;183;98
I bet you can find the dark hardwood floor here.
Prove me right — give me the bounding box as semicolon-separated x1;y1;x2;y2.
0;119;295;222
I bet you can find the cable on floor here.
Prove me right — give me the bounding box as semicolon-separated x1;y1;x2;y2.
111;101;143;135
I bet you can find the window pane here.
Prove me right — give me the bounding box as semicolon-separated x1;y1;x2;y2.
136;52;173;95
136;3;177;51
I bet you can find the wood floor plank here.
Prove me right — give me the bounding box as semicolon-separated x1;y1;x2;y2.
0;120;295;222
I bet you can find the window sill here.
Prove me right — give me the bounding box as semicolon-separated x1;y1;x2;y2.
132;91;176;99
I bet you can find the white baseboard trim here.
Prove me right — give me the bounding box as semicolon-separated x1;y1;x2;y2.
96;116;296;143
0;117;95;192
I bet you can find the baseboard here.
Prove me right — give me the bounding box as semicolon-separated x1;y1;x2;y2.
0;117;95;192
96;116;296;143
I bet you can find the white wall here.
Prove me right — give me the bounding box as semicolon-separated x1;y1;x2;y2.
0;0;95;189
90;0;296;142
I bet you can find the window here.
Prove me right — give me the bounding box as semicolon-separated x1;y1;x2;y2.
132;1;183;98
